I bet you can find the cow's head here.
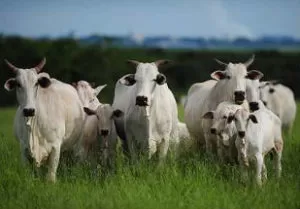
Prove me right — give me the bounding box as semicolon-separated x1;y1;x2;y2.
246;79;261;112
212;55;263;105
74;80;106;107
259;81;279;107
202;105;239;146
84;104;123;138
4;58;51;117
119;60;170;107
227;109;258;139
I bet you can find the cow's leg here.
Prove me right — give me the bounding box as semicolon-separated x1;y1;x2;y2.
107;137;117;170
216;139;224;163
148;139;157;160
158;137;170;165
255;153;263;186
237;148;248;184
273;150;282;179
262;162;268;182
47;145;61;183
204;132;212;154
126;131;137;164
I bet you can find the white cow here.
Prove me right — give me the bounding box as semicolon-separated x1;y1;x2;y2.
184;55;263;152
83;104;123;168
112;60;179;162
232;101;283;186
4;58;84;182
73;81;107;160
260;81;296;133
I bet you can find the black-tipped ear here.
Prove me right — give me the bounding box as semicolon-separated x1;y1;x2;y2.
112;109;124;118
155;73;166;85
38;77;51;88
202;111;214;119
269;88;275;94
83;107;96;116
249;115;258;123
211;71;227;80
4;78;18;91
120;74;136;86
227;115;235;123
246;70;264;80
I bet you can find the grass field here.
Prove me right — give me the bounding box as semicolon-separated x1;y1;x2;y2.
0;105;299;209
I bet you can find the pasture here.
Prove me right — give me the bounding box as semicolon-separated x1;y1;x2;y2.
0;105;299;209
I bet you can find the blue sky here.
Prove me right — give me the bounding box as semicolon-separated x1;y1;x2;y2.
0;0;299;39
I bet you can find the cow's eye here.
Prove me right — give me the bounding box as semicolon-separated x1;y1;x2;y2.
223;116;227;119
226;75;231;79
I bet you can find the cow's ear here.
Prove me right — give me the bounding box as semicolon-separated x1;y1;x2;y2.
38;76;51;88
249;114;258;123
112;109;124;118
83;107;96;116
202;111;214;119
269;88;275;94
155;73;166;85
246;70;264;80
4;78;18;91
211;71;227;80
227;115;235;124
119;74;136;86
94;84;107;96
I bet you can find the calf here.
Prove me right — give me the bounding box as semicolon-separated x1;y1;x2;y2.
73;81;107;160
84;104;123;168
229;101;283;186
202;101;243;163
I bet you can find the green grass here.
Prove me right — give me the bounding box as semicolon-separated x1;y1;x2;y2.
0;105;300;209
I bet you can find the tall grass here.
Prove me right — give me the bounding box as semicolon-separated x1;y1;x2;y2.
0;106;299;209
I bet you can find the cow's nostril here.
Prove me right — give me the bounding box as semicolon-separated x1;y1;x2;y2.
101;130;109;136
210;128;217;135
23;108;35;117
238;131;245;138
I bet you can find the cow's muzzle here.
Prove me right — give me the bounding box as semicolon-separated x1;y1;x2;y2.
100;129;109;137
234;91;245;105
249;102;259;112
136;96;148;106
23;108;35;117
238;131;245;138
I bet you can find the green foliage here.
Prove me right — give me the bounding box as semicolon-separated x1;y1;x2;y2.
0;106;299;209
1;36;300;106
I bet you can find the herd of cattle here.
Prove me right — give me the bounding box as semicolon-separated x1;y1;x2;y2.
3;55;296;186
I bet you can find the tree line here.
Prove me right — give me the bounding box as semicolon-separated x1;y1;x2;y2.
0;35;299;107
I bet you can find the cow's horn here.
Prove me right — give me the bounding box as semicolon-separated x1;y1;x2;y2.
4;59;18;73
244;54;255;67
34;57;46;73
